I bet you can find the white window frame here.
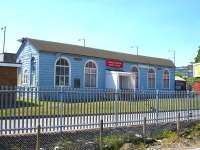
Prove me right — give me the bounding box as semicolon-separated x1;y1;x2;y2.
130;65;140;89
163;69;170;89
54;56;71;87
148;67;156;89
23;69;28;84
84;60;98;88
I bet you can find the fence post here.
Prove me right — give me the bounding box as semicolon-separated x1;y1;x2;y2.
114;89;118;127
99;119;103;150
156;90;159;125
177;112;180;135
143;117;146;144
36;125;41;150
187;90;190;122
60;87;63;132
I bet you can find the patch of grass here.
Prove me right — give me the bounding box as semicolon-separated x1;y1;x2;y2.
101;135;124;150
182;121;200;138
1;97;199;118
156;130;177;139
98;133;147;150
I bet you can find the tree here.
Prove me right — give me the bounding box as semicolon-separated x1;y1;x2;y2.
194;46;200;63
175;72;184;78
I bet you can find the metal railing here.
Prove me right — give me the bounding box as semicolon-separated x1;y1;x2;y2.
0;86;200;135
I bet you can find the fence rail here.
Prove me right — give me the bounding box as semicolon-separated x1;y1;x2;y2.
0;86;200;135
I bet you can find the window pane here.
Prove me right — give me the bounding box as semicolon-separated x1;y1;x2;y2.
149;80;151;88
56;67;60;75
163;70;169;89
91;74;96;87
85;68;90;74
65;77;69;86
61;59;65;66
85;74;90;87
149;78;155;89
60;76;64;85
91;68;96;74
91;62;96;68
60;67;64;75
164;79;169;89
23;70;28;83
65;67;69;75
56;76;59;85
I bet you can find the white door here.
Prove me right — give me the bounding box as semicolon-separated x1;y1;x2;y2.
119;75;135;90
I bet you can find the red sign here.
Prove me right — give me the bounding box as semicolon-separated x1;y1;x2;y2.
105;59;123;68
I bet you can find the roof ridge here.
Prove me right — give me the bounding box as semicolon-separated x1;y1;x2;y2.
22;37;174;67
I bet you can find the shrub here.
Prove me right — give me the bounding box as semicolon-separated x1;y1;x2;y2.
156;130;177;139
101;135;124;150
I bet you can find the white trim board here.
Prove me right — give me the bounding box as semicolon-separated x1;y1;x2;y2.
0;63;21;67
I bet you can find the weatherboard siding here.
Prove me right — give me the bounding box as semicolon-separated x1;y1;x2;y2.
17;42;175;90
39;52;106;89
16;42;39;86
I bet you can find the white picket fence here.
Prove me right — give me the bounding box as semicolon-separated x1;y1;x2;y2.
0;86;200;135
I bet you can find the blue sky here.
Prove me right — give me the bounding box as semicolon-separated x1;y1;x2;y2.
0;0;200;67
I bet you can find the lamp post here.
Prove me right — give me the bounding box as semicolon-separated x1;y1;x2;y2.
78;38;86;47
168;49;176;66
130;45;139;56
1;26;6;53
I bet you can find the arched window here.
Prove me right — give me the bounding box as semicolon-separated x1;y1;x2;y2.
85;61;97;88
131;66;139;88
163;70;169;89
148;68;155;89
30;57;36;86
55;58;70;86
23;69;28;84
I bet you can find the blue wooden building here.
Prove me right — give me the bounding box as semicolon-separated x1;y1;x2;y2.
16;38;175;90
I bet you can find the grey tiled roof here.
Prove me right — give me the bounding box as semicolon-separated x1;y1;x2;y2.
22;38;174;67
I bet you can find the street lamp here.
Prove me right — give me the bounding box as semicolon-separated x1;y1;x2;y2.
130;45;139;56
1;26;6;53
78;38;86;47
168;49;176;66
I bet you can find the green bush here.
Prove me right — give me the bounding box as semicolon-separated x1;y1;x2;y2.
101;135;124;150
182;121;200;138
156;130;177;139
99;133;146;150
